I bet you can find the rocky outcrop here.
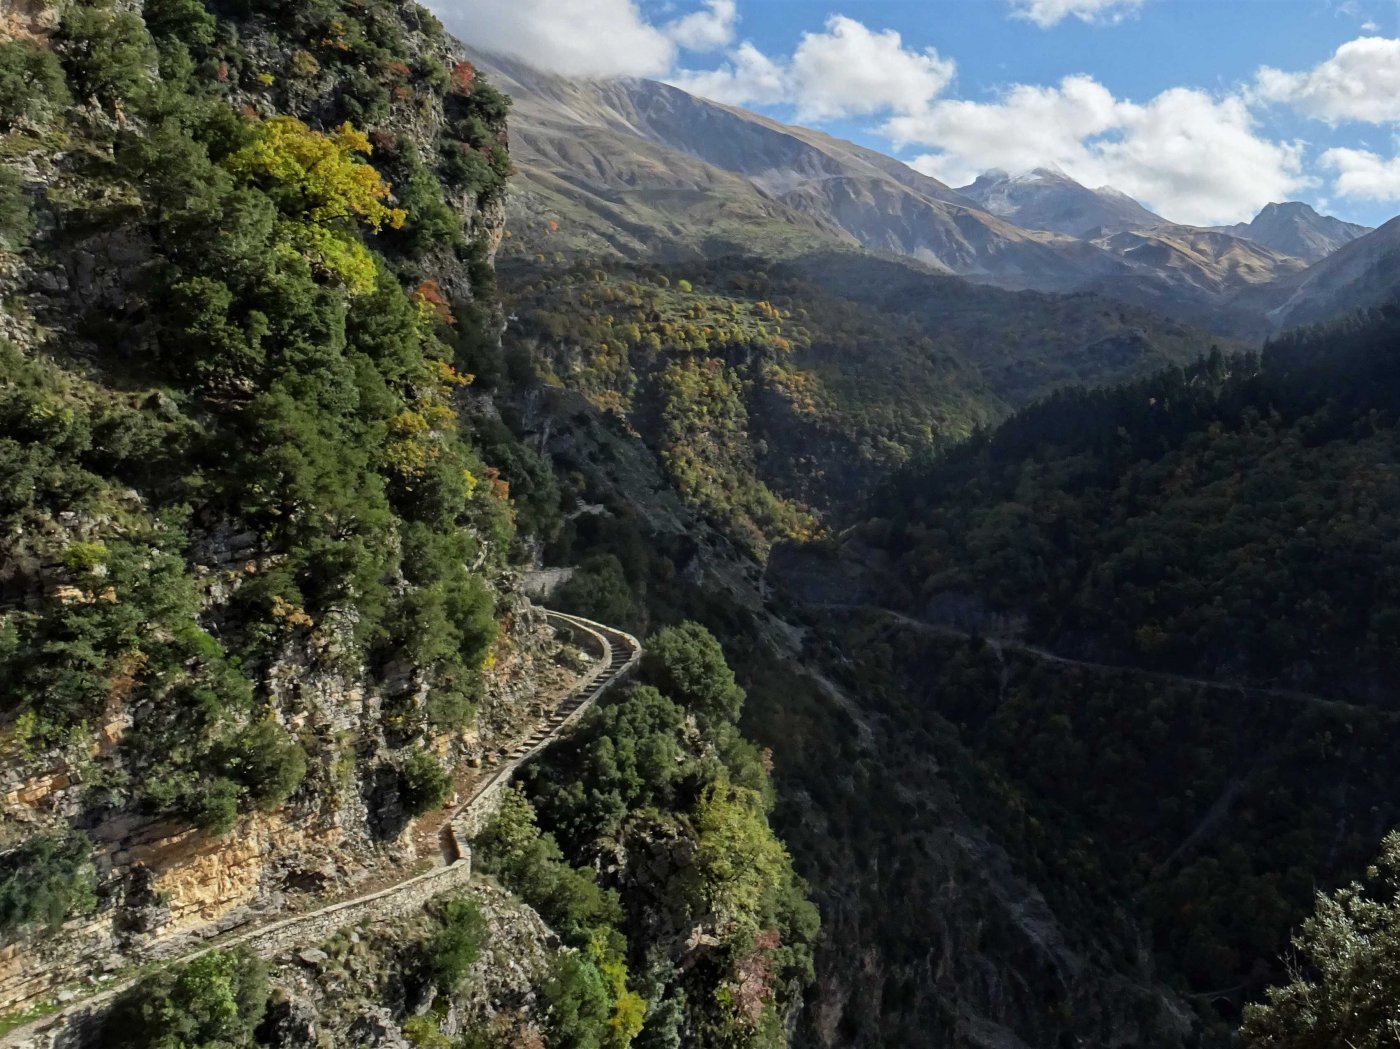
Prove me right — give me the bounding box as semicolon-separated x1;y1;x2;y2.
1;611;641;1047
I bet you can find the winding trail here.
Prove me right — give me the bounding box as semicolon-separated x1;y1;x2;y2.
820;603;1365;715
0;610;641;1049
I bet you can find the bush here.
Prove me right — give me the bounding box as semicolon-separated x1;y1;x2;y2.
188;777;241;834
102;950;268;1049
400;749;452;816
0;167;33;252
639;623;745;725
1243;830;1400;1049
541;953;615;1049
0;40;69;128
0;833;97;939
423;897;488;991
553;555;641;635
55;1;157;113
215;720;308;810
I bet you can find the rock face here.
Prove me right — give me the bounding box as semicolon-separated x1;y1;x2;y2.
0;603;572;1016
0;4;569;1021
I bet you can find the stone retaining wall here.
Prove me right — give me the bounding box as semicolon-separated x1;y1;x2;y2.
1;611;642;1049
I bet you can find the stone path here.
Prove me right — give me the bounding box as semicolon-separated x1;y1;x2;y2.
0;610;641;1049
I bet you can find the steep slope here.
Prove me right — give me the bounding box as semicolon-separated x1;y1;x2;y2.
959;166;1165;237
1093;225;1306;296
768;305;1400;1040
0;4;817;1047
498;251;1226;552
474;51;1136;291
1221;201;1371;264
1243;215;1400;328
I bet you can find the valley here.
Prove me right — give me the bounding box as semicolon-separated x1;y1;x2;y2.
2;3;1399;1049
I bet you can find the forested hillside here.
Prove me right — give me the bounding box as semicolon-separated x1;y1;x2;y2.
0;2;812;1046
1;0;519;833
857;305;1400;696
498;253;1222;552
6;3;1399;1049
762;302;1400;1037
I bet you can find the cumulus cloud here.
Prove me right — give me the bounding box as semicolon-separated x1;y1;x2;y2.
887;76;1310;225
672;42;789;108
666;0;738;52
431;0;679;78
1010;0;1145;28
672;15;955;122
1254;36;1400;123
1322;147;1400;199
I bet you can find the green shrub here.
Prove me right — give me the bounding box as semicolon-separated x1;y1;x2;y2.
215;720;308;810
541;953;614;1049
0;167;33;253
188;777;241;833
1243;830;1400;1049
0;40;69;128
0;833;97;939
639;623;745;725
400;749;452;816
553;555;642;636
56;1;157;113
102;949;268;1049
423;897;488;991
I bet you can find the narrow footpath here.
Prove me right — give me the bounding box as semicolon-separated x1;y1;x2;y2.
0;610;641;1049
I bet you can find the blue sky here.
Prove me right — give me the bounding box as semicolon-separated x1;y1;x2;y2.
437;0;1400;226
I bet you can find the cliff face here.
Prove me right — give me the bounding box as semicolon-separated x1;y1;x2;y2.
0;0;569;1019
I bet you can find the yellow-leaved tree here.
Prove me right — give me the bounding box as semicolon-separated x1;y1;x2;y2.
223;116;405;294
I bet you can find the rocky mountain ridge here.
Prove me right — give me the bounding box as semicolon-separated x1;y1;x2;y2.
1218;200;1371;264
958;165;1166;238
476;50;1394;339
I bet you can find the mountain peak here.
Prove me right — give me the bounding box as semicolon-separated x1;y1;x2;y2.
1260;201;1318;218
958;166;1164;238
1225;201;1372;264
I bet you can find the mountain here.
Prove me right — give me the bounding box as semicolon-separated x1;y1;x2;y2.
0;6;816;1048
1243;215;1400;328
769;305;1400;1042
1091;225;1307;297
1221;201;1372;264
473;52;1334;340
959;166;1165;237
474;51;1137;292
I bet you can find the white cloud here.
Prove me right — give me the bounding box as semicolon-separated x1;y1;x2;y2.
672;15;954;121
1362;20;1380;31
1322;146;1400;199
665;0;737;52
671;42;789;108
1010;0;1145;28
431;0;677;77
1254;36;1400;123
887;76;1311;225
886;75;1120;181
